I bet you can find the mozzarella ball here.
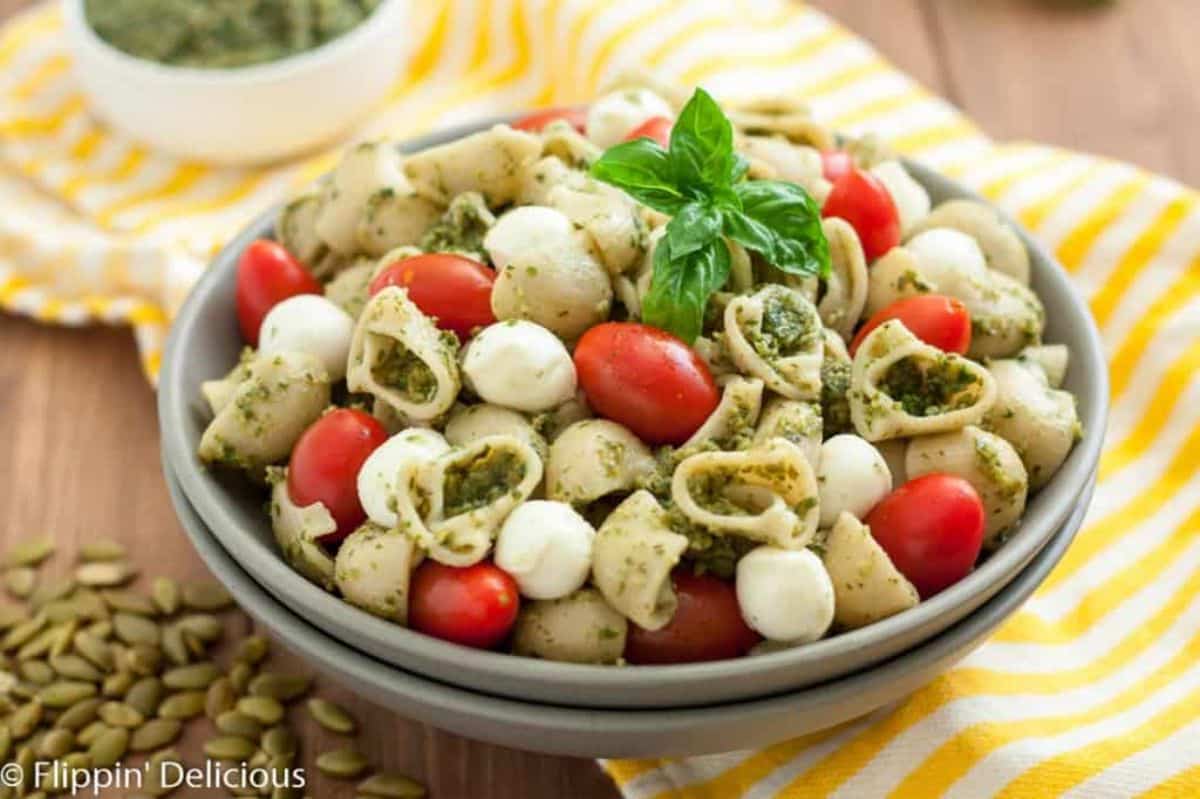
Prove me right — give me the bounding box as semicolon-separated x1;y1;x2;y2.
494;501;595;599
736;547;834;642
484;206;576;271
258;294;355;381
905;228;989;298
871;160;931;236
462;320;577;412
817;434;893;528
356;428;450;528
586;88;674;148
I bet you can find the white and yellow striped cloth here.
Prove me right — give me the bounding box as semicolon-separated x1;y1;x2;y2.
2;1;1198;795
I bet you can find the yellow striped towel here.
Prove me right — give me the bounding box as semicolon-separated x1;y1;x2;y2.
2;2;1198;795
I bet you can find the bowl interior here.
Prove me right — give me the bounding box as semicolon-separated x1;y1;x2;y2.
159;117;1108;709
165;458;1093;757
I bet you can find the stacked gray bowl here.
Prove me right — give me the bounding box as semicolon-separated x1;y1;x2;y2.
158;122;1108;758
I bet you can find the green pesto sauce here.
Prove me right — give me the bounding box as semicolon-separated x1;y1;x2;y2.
442;446;526;518
372;341;436;402
820;355;853;436
419;195;493;260
747;290;817;363
85;0;381;69
881;356;980;417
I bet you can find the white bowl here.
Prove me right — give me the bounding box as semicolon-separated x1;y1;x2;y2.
62;0;409;165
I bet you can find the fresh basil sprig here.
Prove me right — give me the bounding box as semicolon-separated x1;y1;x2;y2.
590;88;830;342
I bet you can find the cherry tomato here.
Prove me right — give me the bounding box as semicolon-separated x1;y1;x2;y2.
288;409;388;543
624;116;672;148
409;562;520;649
820;149;854;183
625;571;760;664
370;253;497;340
822;167;901;261
512;107;588;134
850;295;972;356
235;239;321;345
865;474;985;599
573;322;720;445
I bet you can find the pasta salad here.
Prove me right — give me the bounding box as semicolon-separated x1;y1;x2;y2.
198;76;1081;665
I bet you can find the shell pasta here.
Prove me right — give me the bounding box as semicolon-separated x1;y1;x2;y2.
199;77;1081;664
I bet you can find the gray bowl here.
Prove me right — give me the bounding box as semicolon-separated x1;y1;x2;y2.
159;117;1108;709
165;458;1093;757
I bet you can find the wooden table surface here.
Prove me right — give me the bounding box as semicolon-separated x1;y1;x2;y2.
2;1;1199;796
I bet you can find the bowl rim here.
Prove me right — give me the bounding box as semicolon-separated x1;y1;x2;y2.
62;0;408;84
159;115;1109;705
165;458;1092;756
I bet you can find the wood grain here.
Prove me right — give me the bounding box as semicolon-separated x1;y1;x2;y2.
3;0;1199;796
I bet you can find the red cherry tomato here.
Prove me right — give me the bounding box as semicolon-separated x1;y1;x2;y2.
287;409;388;543
822;167;901;261
235;239;321;345
409;562;520;649
820;149;854;183
512;107;588;134
850;295;972;356
369;253;497;340
573;322;720;445
865;474;985;599
624;116;672;148
625;571;760;664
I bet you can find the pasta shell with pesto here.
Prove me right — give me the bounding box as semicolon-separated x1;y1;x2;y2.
671;437;819;550
269;470;336;590
821;512;919;630
818;217;869;340
276;190;328;265
512;588;627;664
983;359;1080;490
314;141;408;255
546;420;656;505
849;320;997;441
355;185;442;258
683;377;765;453
723;285;824;401
403;124;543;207
740;135;832;208
346;287;461;424
444;404;549;462
334;523;421;624
591;491;689;630
753;397;822;469
725;95;835;151
198;351;331;474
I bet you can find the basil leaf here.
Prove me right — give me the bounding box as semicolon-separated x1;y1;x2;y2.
725;180;831;278
590;138;687;214
668;87;737;192
642;236;731;343
666;202;723;259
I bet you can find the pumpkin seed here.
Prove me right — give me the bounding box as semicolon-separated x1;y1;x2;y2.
176;614;222;642
75;561;137;588
79;540;126;563
0;604;28;630
73;631;113;671
76;720;107;747
307;698;357;734
18;622;69;660
228;660;253;694
316;747;369;779
18;659;54;685
9;700;42;738
3;568;37;599
72;589;111;620
160;624;190;666
151;577;181;616
204;735;256;761
102;590;159;617
49;653;103;682
41;599;82;624
205;677;235;720
216;710;263;739
113;613;160;646
237;695;284;726
54;696;102;730
163;661;220;691
181;581;233;612
235;635;269;665
357;773;428;798
0;724;9;761
4;537;54;569
158;690;206;720
37;728;75;759
15;746;34;788
39;681;97;708
251;672;310;703
261;725;297;759
125;676;165;718
2;612;47;651
28;578;75;609
98;700;144;728
83;618;113;639
88;726;129;768
125;643;162;676
102;670;134;697
130;718;182;752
